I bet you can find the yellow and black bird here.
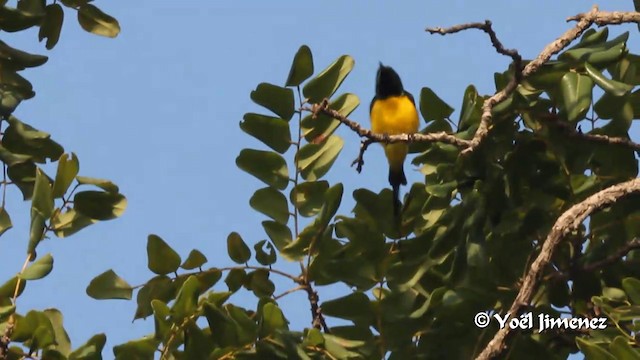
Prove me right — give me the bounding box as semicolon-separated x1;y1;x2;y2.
370;63;419;216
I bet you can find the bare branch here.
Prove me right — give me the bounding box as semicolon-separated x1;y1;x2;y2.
567;9;640;25
427;20;523;156
428;6;606;156
426;20;521;64
477;178;640;360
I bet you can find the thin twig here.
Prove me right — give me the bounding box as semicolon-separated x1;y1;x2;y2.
477;178;640;360
307;101;470;171
427;20;523;156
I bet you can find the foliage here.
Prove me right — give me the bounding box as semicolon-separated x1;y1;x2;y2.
87;25;640;359
0;0;124;359
4;2;640;360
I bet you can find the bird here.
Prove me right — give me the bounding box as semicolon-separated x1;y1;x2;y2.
370;63;419;216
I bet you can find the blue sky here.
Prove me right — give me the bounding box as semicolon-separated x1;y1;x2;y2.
2;0;639;355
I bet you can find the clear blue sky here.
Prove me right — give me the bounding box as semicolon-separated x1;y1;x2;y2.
3;0;638;356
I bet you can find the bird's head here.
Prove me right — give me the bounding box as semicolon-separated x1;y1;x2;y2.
376;63;405;98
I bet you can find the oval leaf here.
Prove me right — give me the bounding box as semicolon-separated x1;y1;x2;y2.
147;234;181;275
254;240;276;266
249;187;289;224
240;113;291;154
303;55;354;104
301;93;359;142
73;190;126;220
250;83;295;121
286;45;314;87
560;72;593;122
585;62;634;96
180;249;208;270
38;4;64;50
420;87;454;122
298;135;343;181
77;4;120;38
86;269;132;300
290;180;329;218
227;232;251;264
236;149;289;190
20;253;53;280
52;153;79;198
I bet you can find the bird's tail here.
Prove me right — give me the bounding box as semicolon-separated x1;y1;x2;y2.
389;167;407;216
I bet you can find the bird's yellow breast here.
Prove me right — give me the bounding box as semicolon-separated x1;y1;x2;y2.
370;95;419;135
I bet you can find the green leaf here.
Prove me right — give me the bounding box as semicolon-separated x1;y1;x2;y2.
250;187;289;224
303;55;354;103
134;275;175;320
458;85;482;130
224;268;246;292
240;113;291;153
75;176;119;193
86;269;132;300
260;302;288;335
0;144;32;166
32;167;53;219
560;72;593;122
286;45;314;87
622;277;640;304
20;253;53;280
147;234;181;275
0;207;12;237
246;269;275;297
28;168;52;254
301;93;359;142
73;190;126;221
68;333;106;360
77;4;120;38
250;83;295;121
112;336;159;360
3;116;63;163
180;249;208;270
0;40;48;69
44;309;71;356
0;304;16;321
236;149;289;190
261;220;293;254
254;240;276;266
52;153;79;198
609;336;640;359
576;337;617;360
8;161;37;200
171;276;200;321
38;4;64;50
420;87;454;122
227;231;251;264
585;62;633;96
560;32;628;65
51;208;96;238
297;135;343;181
322;292;373;325
290;180;329;217
0;276;26;298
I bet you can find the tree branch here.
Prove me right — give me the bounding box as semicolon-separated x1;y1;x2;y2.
427;20;523;156
477;178;640;360
308;100;469;172
427;6;605;156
